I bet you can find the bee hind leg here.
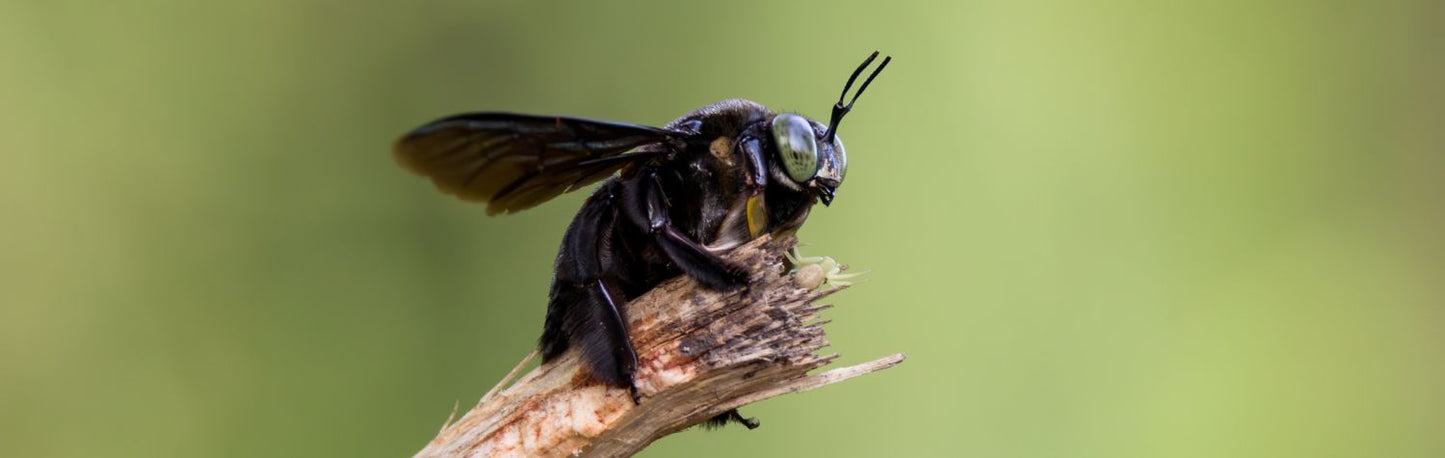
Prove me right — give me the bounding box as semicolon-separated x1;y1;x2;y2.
702;409;760;430
544;189;642;402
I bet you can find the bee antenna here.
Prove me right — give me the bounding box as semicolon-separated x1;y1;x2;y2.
825;51;892;142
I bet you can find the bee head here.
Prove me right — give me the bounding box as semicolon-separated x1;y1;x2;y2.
769;114;844;205
768;52;889;206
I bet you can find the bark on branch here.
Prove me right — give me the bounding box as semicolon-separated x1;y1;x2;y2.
416;235;905;457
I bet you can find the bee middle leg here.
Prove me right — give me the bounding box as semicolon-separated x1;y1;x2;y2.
623;170;749;290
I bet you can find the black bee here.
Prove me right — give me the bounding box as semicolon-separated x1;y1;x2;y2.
394;52;890;423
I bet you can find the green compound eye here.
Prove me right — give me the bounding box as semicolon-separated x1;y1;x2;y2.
771;114;819;183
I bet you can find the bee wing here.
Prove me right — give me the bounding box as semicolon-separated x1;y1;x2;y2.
394;113;685;215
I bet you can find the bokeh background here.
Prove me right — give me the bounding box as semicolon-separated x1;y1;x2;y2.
3;1;1443;456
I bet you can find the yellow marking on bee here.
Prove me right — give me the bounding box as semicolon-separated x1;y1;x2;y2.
709;136;733;161
745;194;768;238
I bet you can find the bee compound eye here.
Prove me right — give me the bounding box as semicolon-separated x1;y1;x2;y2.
770;114;819;183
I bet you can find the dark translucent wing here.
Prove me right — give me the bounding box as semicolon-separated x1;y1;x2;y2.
393;113;682;215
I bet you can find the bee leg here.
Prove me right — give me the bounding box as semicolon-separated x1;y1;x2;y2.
656;225;749;289
702;409;760;430
623;170;748;290
730;410;761;429
543;187;641;399
577;277;641;401
545;277;643;401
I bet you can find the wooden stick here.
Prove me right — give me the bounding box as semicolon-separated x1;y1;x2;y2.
415;235;905;457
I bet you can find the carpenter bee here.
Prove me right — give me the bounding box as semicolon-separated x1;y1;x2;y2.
394;52;890;426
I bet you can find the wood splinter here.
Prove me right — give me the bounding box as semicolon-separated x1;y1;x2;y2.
416;235;905;457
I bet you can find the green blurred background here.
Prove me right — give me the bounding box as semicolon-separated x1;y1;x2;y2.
3;0;1443;456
